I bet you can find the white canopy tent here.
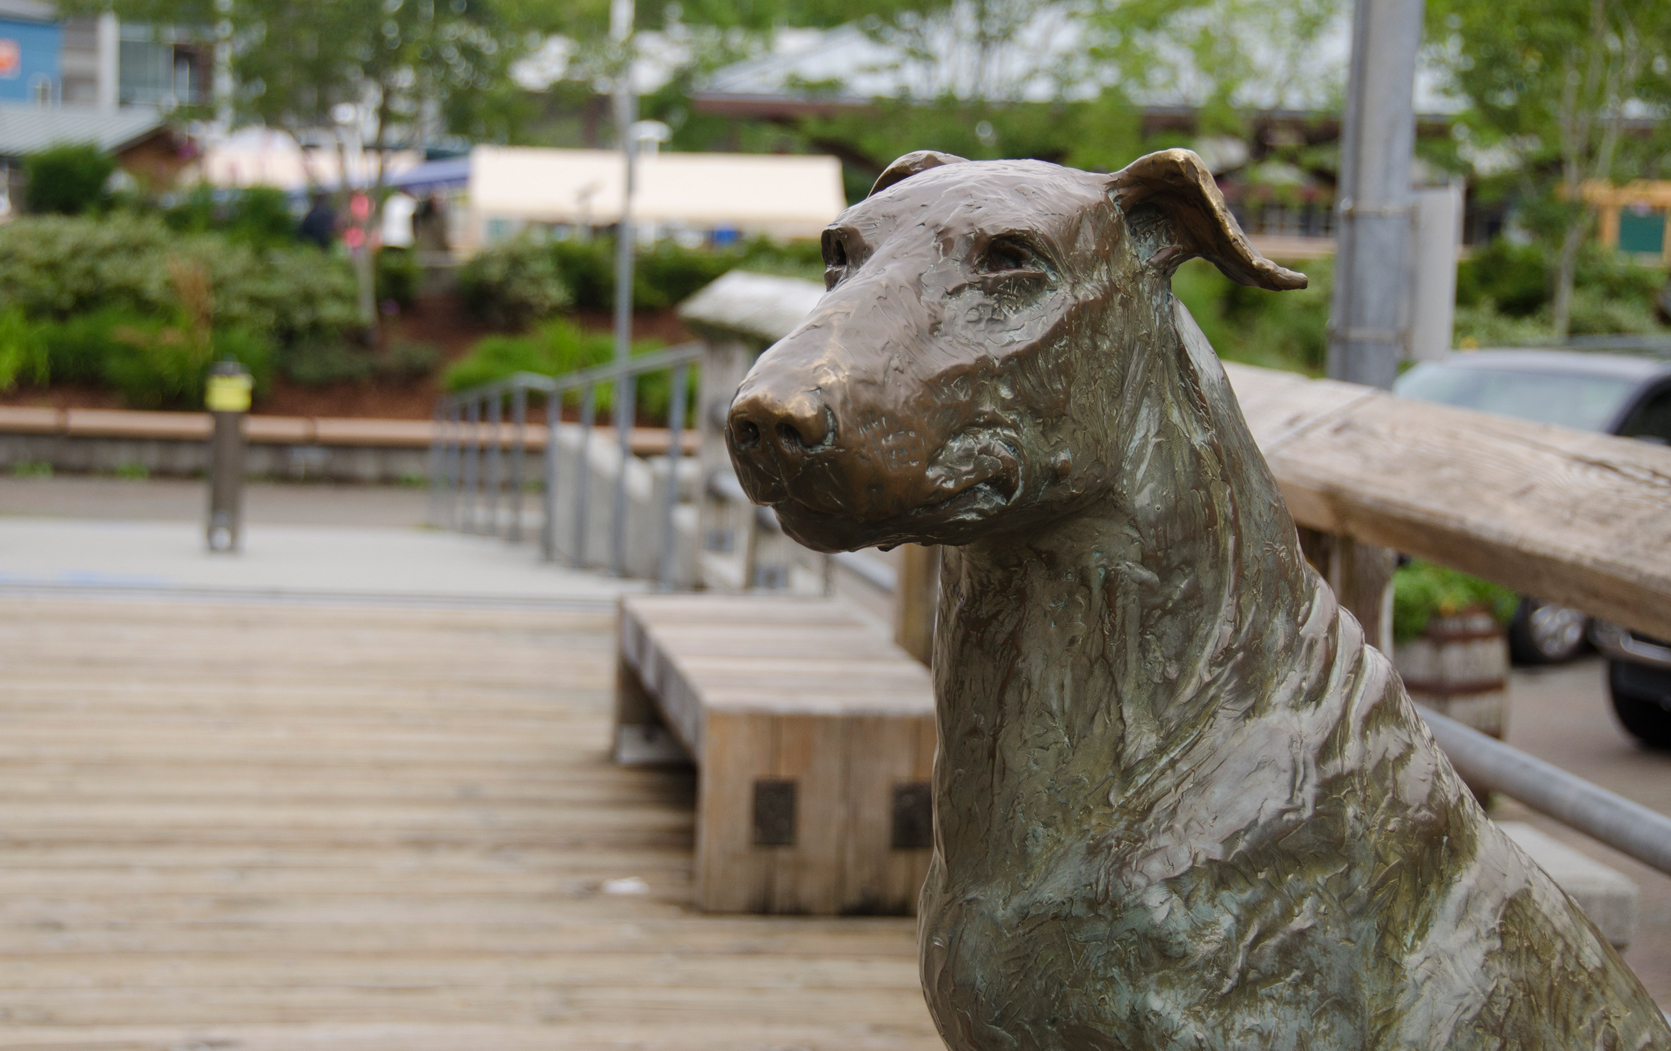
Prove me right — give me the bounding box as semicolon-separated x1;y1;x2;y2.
466;145;846;249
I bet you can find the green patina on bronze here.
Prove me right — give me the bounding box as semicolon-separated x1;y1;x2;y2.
726;148;1669;1049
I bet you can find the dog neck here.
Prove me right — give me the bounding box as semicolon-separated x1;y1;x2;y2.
931;300;1329;867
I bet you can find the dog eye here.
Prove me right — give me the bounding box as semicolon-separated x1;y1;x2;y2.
981;237;1038;274
822;234;850;289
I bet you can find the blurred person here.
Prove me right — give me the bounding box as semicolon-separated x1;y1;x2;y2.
299;192;336;249
381;190;417;249
414;194;449;253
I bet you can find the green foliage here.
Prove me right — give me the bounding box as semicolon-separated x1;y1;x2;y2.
443;317;682;421
457;237;572;329
1452;240;1668;343
1455;240;1547;317
276;335;442;387
549;235;826;312
1172;256;1334;373
164;185;298;250
107;0;537;158
444;317;619;391
113;462;150;480
102;321;272;410
375;248;421;307
379;339;442;384
0;307;49;392
1392;559;1519;645
277;339;375;386
11;461;51;478
0;214;358;347
23;144;116;216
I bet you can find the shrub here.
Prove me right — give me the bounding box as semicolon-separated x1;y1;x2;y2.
444;318;679;421
277;339;375;386
1172;256;1333;374
0;307;48;391
376;248;421;306
377;339;441;383
549;235;825;312
1455;239;1547;317
1391;560;1518;645
37;308;148;384
102;321;271;409
0;214;358;346
24;144;116;216
457;237;571;329
165;184;298;250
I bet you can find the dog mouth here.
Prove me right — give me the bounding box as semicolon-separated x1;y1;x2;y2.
769;436;1024;550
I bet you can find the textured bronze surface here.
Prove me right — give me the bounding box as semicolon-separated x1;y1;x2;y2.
727;149;1670;1048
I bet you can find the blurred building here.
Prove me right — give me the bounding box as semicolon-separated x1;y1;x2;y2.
0;0;208;110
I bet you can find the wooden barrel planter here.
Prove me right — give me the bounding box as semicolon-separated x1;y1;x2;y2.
1394;605;1511;740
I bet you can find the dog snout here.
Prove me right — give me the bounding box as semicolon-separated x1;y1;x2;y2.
727;380;837;502
729;386;832;455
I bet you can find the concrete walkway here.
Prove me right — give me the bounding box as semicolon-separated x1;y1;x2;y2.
0;477;636;607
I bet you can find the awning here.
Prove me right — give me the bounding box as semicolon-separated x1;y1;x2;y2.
469;145;846;238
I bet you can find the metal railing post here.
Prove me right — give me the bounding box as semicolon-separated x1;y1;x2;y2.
657;363;688;591
462;397;480;534
426;399;444;527
484;393;502;537
446;398;463;530
509;385;527;543
541;389;559;562
610;371;636;577
573;383;595;567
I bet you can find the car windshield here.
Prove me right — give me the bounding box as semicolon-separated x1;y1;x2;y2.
1394;363;1636;431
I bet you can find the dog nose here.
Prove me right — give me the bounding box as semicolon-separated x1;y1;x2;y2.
728;387;832;455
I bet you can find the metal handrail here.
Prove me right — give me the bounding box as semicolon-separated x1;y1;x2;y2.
430;342;703;590
1420;707;1671;878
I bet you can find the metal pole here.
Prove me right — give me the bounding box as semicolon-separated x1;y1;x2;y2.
574;384;596;567
446;399;463;530
1421;707;1671;878
462;398;480;534
541;391;559;562
610;373;636;577
657;363;688;590
1325;0;1423;390
426;399;444;527
484;394;502;537
509;385;527;543
609;0;638;579
204;360;251;554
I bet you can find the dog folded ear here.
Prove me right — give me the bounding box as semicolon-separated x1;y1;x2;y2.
870;150;968;197
1108;149;1307;292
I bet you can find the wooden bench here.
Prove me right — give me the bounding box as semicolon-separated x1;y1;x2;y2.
614;593;936;915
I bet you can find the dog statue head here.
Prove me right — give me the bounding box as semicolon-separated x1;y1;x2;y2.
725;149;1305;553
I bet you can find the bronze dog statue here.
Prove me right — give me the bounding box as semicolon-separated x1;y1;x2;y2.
726;148;1670;1049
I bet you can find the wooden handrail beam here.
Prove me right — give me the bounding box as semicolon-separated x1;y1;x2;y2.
1226;362;1671;642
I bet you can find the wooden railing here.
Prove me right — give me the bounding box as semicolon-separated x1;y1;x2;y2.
1226;364;1671;644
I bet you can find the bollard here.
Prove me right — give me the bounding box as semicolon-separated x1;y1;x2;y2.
204;360;252;553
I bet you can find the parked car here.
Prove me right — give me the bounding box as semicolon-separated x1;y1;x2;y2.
1394;348;1671;745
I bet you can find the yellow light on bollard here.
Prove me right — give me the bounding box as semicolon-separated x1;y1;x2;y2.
205;361;251;553
206;372;253;414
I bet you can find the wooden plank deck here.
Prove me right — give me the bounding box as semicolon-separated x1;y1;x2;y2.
0;596;940;1051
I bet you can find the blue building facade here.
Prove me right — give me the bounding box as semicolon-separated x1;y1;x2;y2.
0;16;61;103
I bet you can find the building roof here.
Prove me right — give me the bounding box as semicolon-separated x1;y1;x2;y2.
0;103;166;159
0;0;57;24
469;146;846;239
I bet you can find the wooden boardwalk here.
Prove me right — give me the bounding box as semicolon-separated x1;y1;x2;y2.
0;596;940;1051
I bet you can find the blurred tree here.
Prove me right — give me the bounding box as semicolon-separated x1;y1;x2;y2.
23;144;116;215
85;0;540;177
1426;0;1671;336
